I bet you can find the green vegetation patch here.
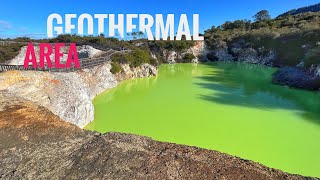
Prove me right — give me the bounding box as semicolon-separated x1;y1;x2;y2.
305;46;320;67
0;43;24;63
110;49;155;72
204;11;320;67
110;62;123;74
183;53;196;63
149;39;195;51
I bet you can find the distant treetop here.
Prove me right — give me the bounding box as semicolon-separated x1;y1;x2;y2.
253;10;271;22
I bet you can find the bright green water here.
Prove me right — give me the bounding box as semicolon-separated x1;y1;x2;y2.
86;63;320;177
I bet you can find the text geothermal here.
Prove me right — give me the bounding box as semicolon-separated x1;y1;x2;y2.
47;14;204;40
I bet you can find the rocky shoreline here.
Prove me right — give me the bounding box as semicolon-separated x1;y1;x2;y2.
197;40;320;91
0;97;317;179
148;40;320;91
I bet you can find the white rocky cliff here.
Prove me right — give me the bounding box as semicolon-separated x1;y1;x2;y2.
161;41;209;63
0;46;157;128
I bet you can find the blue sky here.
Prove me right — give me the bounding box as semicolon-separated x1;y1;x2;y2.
0;0;319;39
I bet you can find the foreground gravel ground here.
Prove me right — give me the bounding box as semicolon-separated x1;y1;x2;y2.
0;97;317;179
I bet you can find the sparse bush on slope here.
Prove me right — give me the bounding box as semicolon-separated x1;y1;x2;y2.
183;53;196;63
305;46;320;67
110;62;123;74
0;44;24;63
204;10;320;67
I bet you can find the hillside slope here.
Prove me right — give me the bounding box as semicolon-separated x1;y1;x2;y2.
204;10;320;90
278;3;320;17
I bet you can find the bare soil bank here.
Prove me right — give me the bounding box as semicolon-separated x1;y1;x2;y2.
0;98;317;179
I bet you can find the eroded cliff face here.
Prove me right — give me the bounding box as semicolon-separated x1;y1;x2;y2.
0;46;157;128
203;39;278;66
310;64;320;78
0;66;110;128
156;40;277;66
159;41;209;64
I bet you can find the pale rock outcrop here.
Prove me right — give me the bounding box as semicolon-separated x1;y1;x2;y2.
238;48;276;66
150;52;157;59
309;64;320;78
135;64;158;77
315;66;320;78
231;47;276;66
160;41;208;64
186;41;209;63
238;48;259;63
77;45;103;59
0;63;116;128
120;63;158;80
204;38;277;66
212;48;234;61
162;50;179;64
259;51;276;66
0;61;157;128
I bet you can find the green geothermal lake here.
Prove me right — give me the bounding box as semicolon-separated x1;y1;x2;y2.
86;62;320;177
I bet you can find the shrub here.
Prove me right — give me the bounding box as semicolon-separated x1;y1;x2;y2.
111;53;132;64
110;62;123;74
304;47;320;67
206;52;218;61
0;44;24;63
253;10;271;22
44;34;136;50
149;39;195;51
183;53;196;63
129;49;150;67
149;58;159;66
314;78;320;90
111;49;153;68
